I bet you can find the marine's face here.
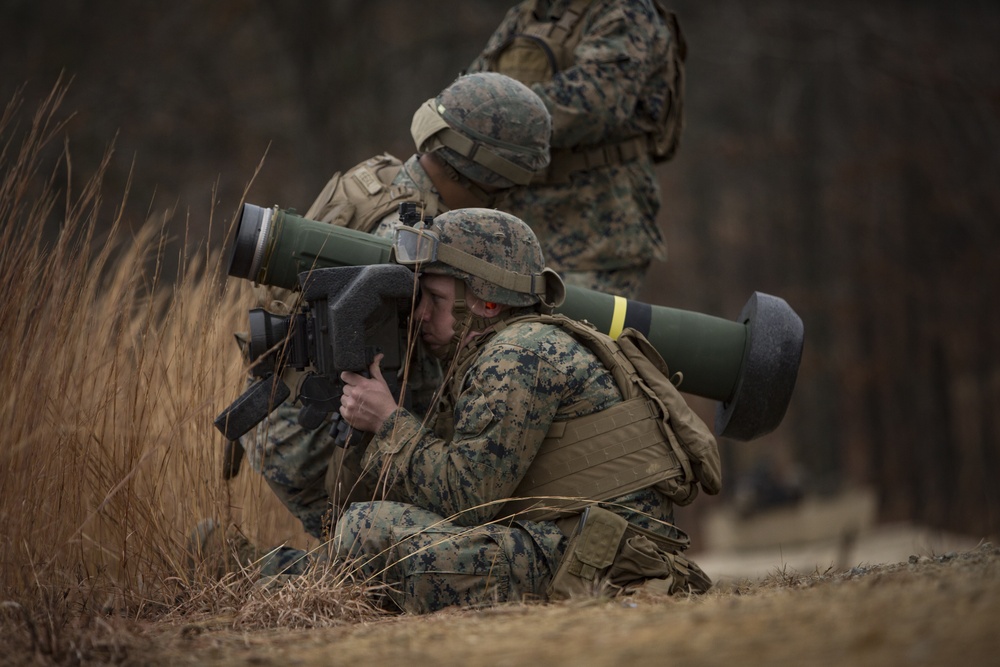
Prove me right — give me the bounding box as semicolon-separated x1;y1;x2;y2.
416;273;458;354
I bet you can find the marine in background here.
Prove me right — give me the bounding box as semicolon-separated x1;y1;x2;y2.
467;0;686;299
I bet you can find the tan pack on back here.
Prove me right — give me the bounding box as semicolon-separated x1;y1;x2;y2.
567;318;721;504
616;328;721;500
304;154;437;233
252;154;434;318
485;0;686;164
495;314;721;520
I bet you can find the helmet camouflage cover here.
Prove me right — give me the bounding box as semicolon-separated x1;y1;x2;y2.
411;72;551;189
422;208;547;307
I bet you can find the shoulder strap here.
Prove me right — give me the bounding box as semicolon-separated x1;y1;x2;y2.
491;314;722;519
619;329;721;495
528;0;592;42
503;313;640;399
649;3;687;163
304;154;428;233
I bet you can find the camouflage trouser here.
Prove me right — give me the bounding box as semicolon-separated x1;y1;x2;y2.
240;345;443;540
333;501;555;614
559;263;650;301
242;402;336;539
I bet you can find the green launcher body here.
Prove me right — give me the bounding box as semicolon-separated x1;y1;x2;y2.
226;204;804;441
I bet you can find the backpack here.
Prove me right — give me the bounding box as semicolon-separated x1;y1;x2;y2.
485;0;687;164
304;153;438;233
494;314;721;521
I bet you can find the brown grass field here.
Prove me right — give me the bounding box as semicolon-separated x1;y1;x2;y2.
2;86;998;667
138;543;1000;666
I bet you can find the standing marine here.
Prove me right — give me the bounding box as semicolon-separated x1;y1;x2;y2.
466;0;687;299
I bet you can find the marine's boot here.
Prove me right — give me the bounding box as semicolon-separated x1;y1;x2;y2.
186;518;311;580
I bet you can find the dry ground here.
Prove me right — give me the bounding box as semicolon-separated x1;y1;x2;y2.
26;540;989;667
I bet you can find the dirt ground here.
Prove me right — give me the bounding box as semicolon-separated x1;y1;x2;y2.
4;493;992;666
122;538;998;667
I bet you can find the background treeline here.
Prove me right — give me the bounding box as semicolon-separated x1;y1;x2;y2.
3;0;997;538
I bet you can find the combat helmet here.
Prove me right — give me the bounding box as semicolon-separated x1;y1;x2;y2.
410;73;551;191
394;208;564;308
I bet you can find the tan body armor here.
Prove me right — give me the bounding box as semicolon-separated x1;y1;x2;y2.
304;153;442;233
444;313;720;522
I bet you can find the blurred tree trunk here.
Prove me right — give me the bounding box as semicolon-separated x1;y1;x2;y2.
3;0;998;537
656;0;1000;537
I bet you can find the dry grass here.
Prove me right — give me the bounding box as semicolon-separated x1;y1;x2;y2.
119;542;1000;667
0;82;382;663
0;82;640;665
3;82;998;667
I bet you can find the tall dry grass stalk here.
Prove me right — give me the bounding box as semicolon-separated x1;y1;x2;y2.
0;81;668;648
0;82;311;626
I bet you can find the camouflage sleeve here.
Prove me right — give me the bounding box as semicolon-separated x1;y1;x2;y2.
360;342;564;526
466;4;524;73
533;0;667;147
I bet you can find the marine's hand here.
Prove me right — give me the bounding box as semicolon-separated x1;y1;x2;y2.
340;354;397;433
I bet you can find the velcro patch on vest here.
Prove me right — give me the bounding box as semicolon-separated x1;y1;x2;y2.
351;166;384;195
568;508;629;580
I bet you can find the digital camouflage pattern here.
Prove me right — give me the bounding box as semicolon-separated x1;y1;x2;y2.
419;208;547;307
427;72;552;189
242;317;683;612
497;164;662;297
187;518;312;580
557;260;649;299
243;208;685;612
334;501;553;614
242;154;440;539
243;74;555;541
243;403;339;540
329;319;679;611
468;0;676;298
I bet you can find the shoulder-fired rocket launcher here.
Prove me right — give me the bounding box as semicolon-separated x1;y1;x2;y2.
224;203;804;441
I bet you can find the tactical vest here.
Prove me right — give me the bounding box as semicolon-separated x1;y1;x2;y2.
254;154;442;316
247;154;445;404
482;0;687;181
443;313;721;522
304;153;442;233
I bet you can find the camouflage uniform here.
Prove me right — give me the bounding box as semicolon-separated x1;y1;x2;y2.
468;0;679;298
333;318;678;613
323;208;691;614
242;73;552;541
243;209;709;613
243;153;440;540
